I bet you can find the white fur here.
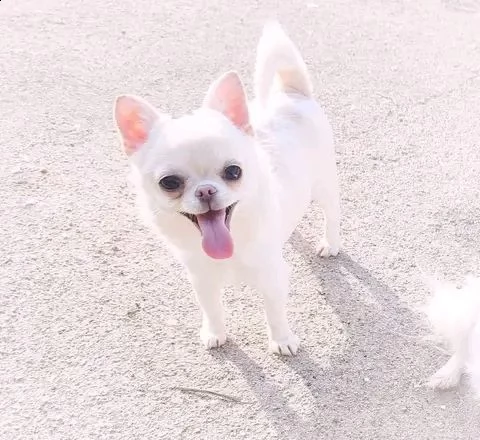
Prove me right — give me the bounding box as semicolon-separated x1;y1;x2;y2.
426;276;480;397
254;21;313;105
114;22;341;355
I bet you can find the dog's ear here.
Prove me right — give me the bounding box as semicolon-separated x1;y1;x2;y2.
114;95;161;155
203;71;252;135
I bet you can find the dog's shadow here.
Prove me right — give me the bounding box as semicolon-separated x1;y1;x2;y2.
211;342;316;439
211;231;479;438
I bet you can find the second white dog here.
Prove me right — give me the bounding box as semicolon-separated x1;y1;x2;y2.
427;276;480;397
113;22;340;355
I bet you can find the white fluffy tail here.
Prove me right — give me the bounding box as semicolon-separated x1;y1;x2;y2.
427;276;480;351
254;21;313;107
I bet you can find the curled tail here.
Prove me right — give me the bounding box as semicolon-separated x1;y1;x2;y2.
254;21;313;107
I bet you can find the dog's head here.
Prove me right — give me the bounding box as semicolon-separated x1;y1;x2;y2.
114;72;259;260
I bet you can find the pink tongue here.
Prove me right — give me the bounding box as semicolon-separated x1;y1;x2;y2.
196;209;233;259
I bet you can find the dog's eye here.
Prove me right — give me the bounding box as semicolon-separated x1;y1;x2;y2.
223;165;242;181
159;175;183;191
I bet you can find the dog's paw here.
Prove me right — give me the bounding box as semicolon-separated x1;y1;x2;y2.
427;362;462;390
317;239;339;258
269;333;300;356
200;328;227;349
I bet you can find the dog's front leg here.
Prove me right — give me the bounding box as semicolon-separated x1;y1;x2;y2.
252;257;299;355
428;349;467;390
187;267;227;349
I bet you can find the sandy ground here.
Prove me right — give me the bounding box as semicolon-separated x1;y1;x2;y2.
1;0;480;438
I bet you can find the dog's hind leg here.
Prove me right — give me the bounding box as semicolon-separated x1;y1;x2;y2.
312;176;341;257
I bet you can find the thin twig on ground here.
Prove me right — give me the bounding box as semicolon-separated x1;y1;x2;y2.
170;386;253;404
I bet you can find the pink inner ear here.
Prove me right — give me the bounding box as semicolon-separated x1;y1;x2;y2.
114;96;157;155
224;97;249;132
204;72;251;134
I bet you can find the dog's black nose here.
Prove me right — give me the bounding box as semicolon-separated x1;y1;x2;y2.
195;184;217;202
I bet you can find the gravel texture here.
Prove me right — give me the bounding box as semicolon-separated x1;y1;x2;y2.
1;0;480;439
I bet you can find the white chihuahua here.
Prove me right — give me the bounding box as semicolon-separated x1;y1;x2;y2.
113;22;340;355
427;276;480;397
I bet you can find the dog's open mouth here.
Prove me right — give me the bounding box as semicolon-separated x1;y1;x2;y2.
180;203;236;230
180;203;237;260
